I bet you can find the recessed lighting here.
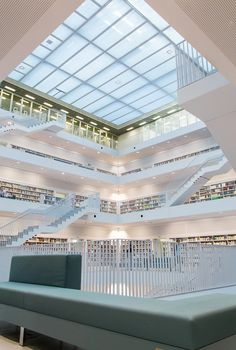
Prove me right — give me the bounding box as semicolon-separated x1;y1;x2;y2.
25;94;35;100
97;151;100;154
152;115;161;120
153;177;156;179
82;147;86;150
139;121;146;126
40;167;44;170
167;109;177;114
81;177;84;180
136;151;140;154
16;161;20;164
184;135;188;138
126;127;134;131
61;172;65;175
171;172;175;175
60;109;69;114
43;102;53;107
76;116;84;120
103;127;110;131
90;121;97;126
5;86;15;92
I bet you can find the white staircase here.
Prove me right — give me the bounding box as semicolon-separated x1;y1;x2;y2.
167;155;229;206
0;109;66;135
0;193;100;247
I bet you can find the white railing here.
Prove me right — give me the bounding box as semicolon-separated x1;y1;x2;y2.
0;193;77;246
1;240;236;298
176;41;217;89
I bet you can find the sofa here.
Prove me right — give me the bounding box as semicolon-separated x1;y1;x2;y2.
0;255;236;349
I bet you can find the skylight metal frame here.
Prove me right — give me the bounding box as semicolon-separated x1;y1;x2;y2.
9;0;183;126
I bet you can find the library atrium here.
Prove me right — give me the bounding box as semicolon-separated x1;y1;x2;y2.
0;0;236;349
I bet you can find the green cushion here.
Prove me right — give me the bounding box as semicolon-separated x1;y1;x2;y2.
9;255;67;287
65;255;82;290
1;281;236;349
9;255;82;289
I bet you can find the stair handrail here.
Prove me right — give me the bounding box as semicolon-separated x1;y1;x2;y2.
168;154;225;202
0;192;77;242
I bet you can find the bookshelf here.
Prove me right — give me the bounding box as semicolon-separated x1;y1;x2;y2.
100;200;117;214
170;234;236;245
0;180;54;203
186;180;236;204
25;236;68;245
120;194;166;214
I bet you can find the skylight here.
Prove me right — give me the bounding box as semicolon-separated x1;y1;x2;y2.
9;0;184;126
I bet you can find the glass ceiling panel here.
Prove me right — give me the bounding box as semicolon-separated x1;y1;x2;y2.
76;54;115;81
46;35;88;66
95;101;125;117
21;63;55;87
15;62;32;75
41;35;61;51
110;77;146;98
23;54;41;67
122;84;156;104
130;90;166;109
32;45;51;59
122;34;169;67
144;57;176;81
157;70;177;87
85;96;115;113
76;0;100;18
140;95;173;113
94;11;145;50
79;0;130;41
52;24;73;41
56;76;81;93
64;12;86;30
108;22;158;59
62;85;93;104
133;44;175;74
89;62;126;87
114;111;141;125
35;70;69;93
61;44;102;74
8;0;188;126
99;70;138;93
73;90;105;108
128;0;169;30
104;106;134;121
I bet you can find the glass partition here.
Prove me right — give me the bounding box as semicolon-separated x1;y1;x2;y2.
0;88;118;149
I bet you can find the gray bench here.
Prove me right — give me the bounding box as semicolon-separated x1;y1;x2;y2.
0;255;236;350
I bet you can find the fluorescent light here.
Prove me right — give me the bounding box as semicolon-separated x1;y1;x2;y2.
167;109;177;114
33;109;40;112
76;115;84;120
25;94;35;100
103;127;110;131
60;109;69;114
152;115;161;120
126;127;134;131
90;121;97;126
43;102;53;107
2;92;10;96
16;102;22;106
5;86;15;92
1;97;6;100
139;121;146;126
